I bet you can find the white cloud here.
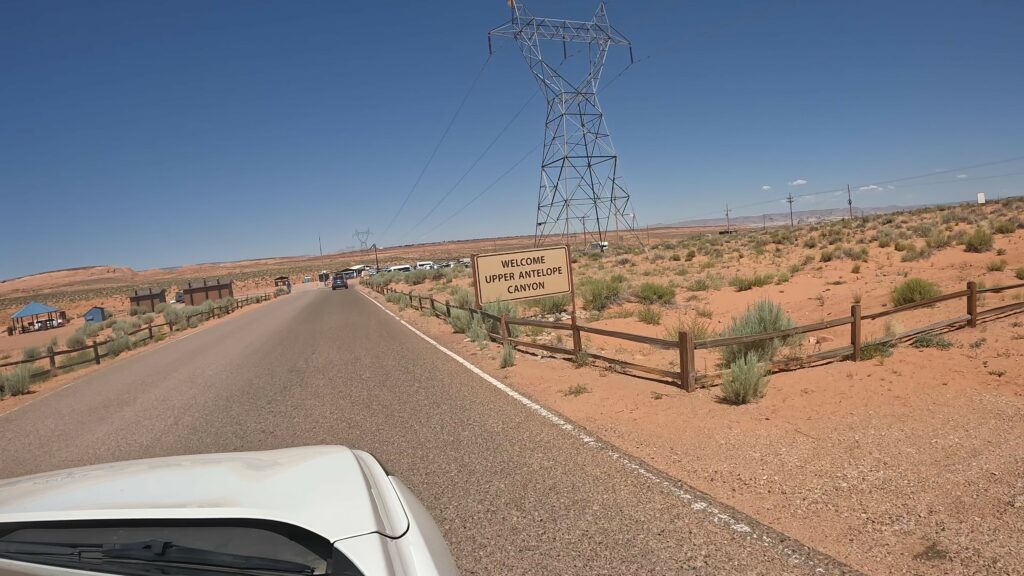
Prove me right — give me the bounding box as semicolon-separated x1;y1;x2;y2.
789;179;808;186
956;173;968;179
761;185;772;191
859;185;882;192
887;185;895;190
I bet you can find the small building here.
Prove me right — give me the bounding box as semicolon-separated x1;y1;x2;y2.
274;275;292;294
84;306;106;324
182;278;234;306
339;265;368;279
128;287;167;313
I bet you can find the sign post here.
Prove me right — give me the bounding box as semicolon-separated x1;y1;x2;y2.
471;246;574;307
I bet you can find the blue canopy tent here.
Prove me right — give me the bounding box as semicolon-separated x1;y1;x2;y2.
9;301;66;334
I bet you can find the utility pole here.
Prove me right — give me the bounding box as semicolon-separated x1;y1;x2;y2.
786;193;795;227
724;204;732;233
318;235;324;268
847;184;854;220
370;244;380;270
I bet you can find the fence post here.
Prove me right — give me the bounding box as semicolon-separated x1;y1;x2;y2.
500;313;509;345
148;324;154;340
679;331;695;392
851;303;862;362
92;341;101;365
429;296;436;317
570;313;582;356
48;346;57;371
445;299;451;318
967;280;977;328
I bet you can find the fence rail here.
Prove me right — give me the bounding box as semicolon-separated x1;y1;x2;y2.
369;279;1024;392
1;292;273;379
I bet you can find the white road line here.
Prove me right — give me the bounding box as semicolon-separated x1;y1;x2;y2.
359;290;845;574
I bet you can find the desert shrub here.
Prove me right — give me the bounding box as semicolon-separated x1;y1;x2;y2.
59;350;93;369
633;282;675;305
274;287;289;297
686;274;725;292
775;271;790;284
665;316;713;341
579;277;625;311
996;248;1007;256
720;352;768;405
163;306;185;328
466;316;490;348
140;313;155;325
449;310;474;334
992;220;1016;234
129;306;144;316
483;300;520;337
615;256;632;266
0;365;33;397
819;249;835;262
900;244;932;262
986;259;1008;272
729;273;774;292
925;229;951;249
636;305;662;325
105;334;132;358
188;316;201;329
891;278;941;307
963;226;994;253
22;347;41;360
911;334;953;350
1016;268;1024;281
684;249;696;261
803;236;818;249
718;299;795;367
385;291;410;308
841;245;869;262
65;333;87;349
449;286;474;309
893;240;911;252
851;263;861;274
499;344;516;368
530;294;570;315
669;253;682;262
860;339;895;361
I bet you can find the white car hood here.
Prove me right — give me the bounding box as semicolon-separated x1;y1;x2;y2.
0;445;408;542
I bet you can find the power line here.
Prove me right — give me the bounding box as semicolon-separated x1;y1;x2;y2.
417;143;541;241
675;153;1024;223
380;56;491;238
400;91;538;240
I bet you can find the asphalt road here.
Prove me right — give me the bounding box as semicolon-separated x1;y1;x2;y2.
0;288;855;575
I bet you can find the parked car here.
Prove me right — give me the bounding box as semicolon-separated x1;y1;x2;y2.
332;275;348;290
387;265;412;273
415;261;434;270
0;446;460;576
173;291;185;303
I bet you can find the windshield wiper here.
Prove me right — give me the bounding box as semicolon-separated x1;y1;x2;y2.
0;540;315;575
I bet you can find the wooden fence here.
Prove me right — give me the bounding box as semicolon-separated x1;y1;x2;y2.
370;280;1024;392
0;292;273;380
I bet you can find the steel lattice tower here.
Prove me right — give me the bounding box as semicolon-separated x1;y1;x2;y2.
490;1;641;247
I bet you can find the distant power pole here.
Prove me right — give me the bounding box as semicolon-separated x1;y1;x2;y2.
786;193;795;227
318;235;325;273
847;184;854;220
725;204;732;232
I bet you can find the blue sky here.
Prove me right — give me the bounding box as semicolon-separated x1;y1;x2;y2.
2;0;1022;279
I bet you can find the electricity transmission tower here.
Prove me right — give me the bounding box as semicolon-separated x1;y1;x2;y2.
489;1;642;248
353;229;372;250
